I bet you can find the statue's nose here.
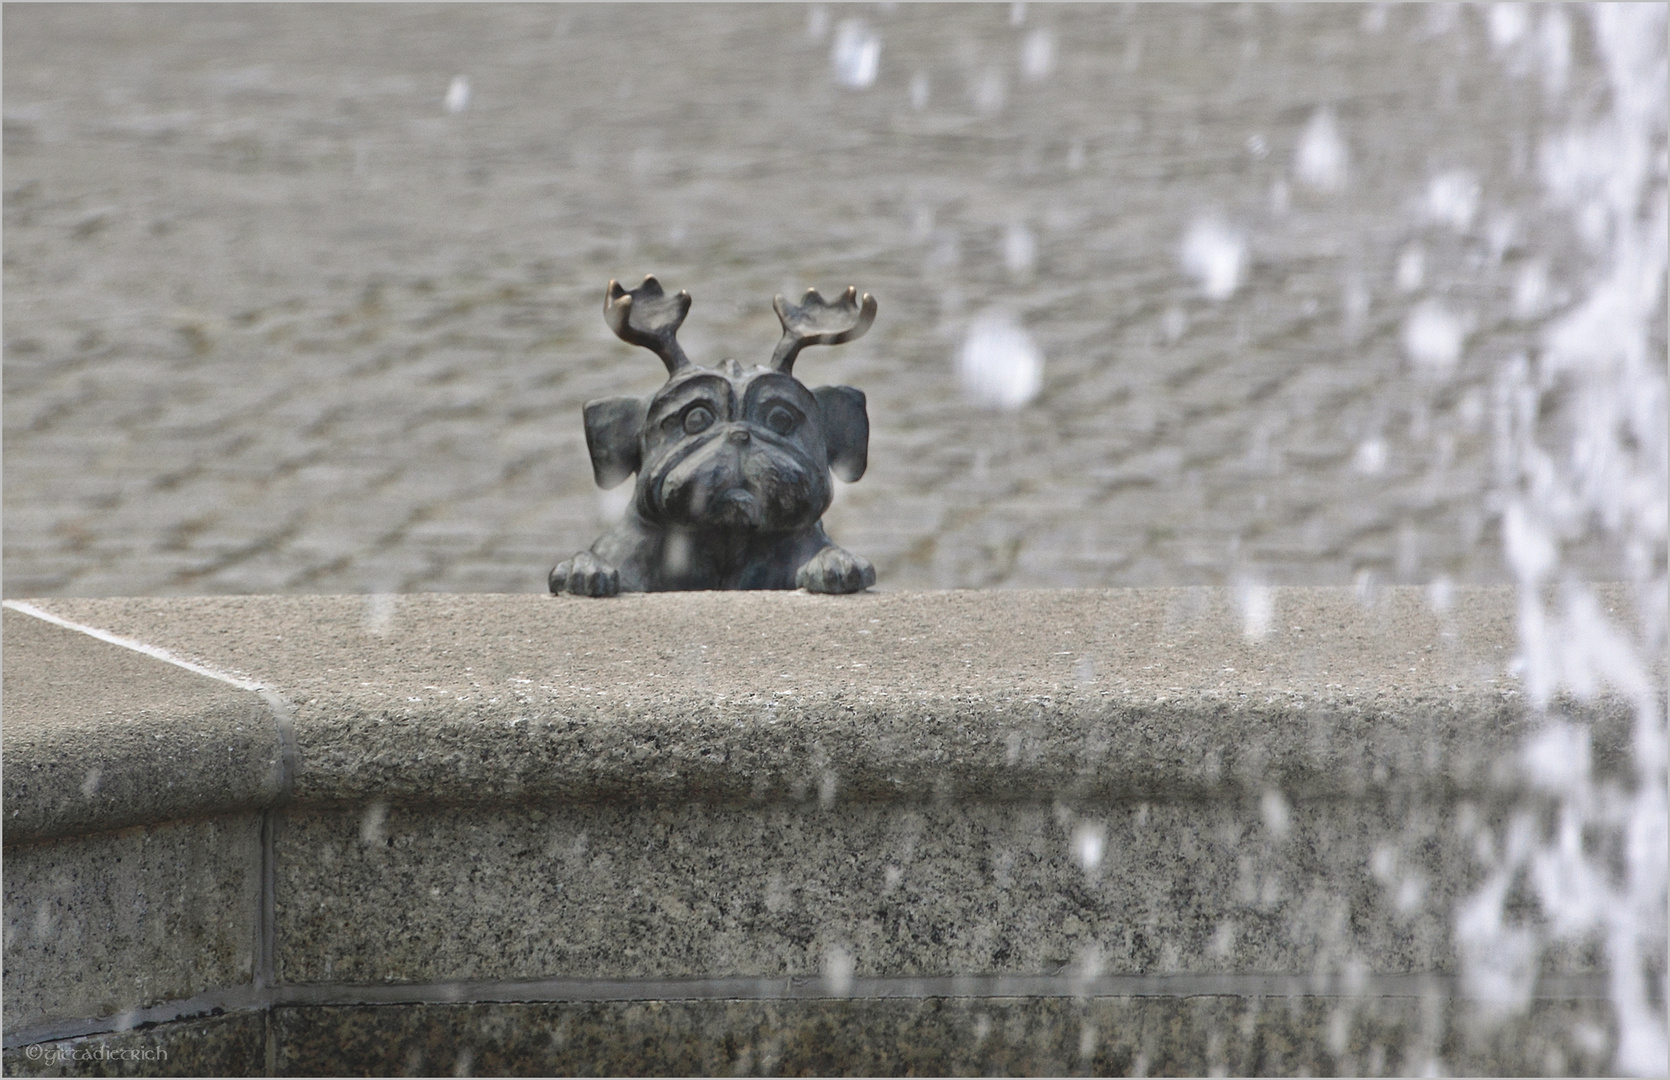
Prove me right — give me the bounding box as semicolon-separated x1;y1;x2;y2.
728;428;751;445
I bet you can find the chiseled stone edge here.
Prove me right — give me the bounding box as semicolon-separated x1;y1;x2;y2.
279;684;1639;814
1;591;1652;838
1;602;298;844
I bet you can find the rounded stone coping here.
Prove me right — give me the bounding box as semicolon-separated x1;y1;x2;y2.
2;587;1652;843
2;609;286;844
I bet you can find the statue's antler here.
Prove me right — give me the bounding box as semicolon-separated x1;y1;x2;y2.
770;286;876;375
604;275;692;374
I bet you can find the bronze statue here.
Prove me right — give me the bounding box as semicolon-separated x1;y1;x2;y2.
550;276;877;596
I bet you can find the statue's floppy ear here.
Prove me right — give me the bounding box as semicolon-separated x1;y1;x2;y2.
583;396;645;489
812;385;869;483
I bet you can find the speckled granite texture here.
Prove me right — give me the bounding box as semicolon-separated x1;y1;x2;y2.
3;817;262;1034
276;795;1535;986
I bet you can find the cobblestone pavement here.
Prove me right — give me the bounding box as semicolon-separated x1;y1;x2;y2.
3;4;1619;597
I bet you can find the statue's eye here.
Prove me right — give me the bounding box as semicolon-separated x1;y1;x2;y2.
683;407;714;435
766;406;796;435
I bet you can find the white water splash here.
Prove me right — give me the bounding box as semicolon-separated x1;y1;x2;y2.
1180;217;1246;301
1295;107;1349;192
1466;6;1669;1074
1401;299;1468;376
1488;3;1530;52
958;310;1043;410
1260;789;1291;839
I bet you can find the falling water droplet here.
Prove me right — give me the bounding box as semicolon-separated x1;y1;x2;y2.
1426;170;1481;232
957;310;1043;410
365;592;396;637
1396;245;1426;292
1003;221;1036;279
444;76;470;114
909;71;929;110
598;484;634;524
1236;579;1274;640
1180;217;1246;301
1402;300;1468;376
822;944;855;996
360;800;388;845
831;21;881;89
805;4;830;42
1073;822;1105;870
1295;107;1349;192
1021;28;1055;82
1260;789;1291;838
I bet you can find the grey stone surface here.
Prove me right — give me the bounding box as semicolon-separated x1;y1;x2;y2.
1;1012;266;1078
0;587;1645;1074
21;587;1646;815
1;5;1626;599
274;795;1538;986
263;996;1614;1077
1;610;284;843
2;815;263;1033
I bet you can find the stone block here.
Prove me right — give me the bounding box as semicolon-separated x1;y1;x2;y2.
3;816;263;1033
272;794;1582;986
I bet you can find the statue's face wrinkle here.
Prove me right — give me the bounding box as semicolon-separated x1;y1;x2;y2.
639;372;735;521
639;429;730;521
646;389;830;531
645;373;734;434
740;372;824;460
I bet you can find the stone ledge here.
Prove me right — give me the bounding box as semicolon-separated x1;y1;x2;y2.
1;609;286;844
3;587;1655;1075
1;587;1649;841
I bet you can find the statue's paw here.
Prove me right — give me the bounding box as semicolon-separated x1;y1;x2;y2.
796;546;876;594
550;552;620;597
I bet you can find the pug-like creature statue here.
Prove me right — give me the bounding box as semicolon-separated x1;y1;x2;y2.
550;276;877;596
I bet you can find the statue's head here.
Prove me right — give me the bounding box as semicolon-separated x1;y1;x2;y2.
582;276;872;533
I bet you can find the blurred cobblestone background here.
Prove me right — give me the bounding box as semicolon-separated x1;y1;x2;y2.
4;4;1617;596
